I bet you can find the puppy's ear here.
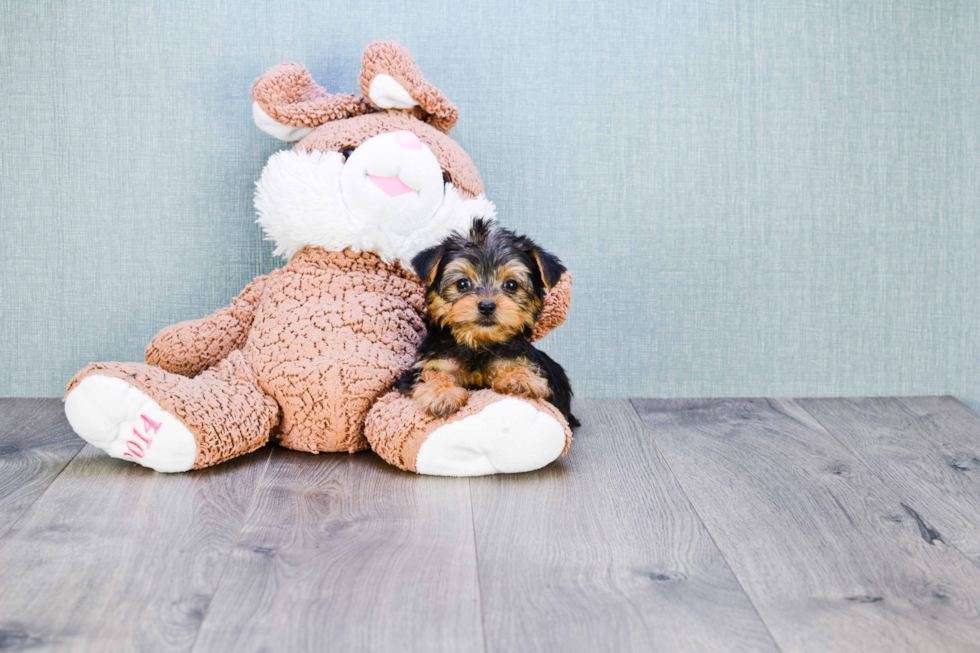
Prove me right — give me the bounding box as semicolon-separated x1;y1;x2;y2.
528;245;566;290
411;245;444;287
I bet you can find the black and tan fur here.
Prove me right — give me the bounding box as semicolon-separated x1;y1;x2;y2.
398;218;578;426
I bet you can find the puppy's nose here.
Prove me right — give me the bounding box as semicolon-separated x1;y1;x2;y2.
478;300;496;315
393;130;423;150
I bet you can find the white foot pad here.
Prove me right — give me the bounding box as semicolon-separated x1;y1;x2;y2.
414;398;566;476
64;375;197;473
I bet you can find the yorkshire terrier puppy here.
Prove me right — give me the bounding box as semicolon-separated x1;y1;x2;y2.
398;218;579;426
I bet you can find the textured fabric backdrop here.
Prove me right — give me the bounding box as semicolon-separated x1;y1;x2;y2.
2;1;979;410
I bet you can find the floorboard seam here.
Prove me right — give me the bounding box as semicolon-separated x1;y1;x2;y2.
795;399;980;574
0;438;86;552
467;479;490;653
187;446;275;653
626;399;787;653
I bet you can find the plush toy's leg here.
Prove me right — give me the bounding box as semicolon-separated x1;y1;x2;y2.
64;350;279;472
364;390;572;476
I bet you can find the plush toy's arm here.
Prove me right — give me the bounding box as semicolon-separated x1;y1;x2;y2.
531;271;572;342
145;276;269;377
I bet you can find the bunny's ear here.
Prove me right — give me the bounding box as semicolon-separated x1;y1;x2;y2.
251;63;372;142
359;41;459;134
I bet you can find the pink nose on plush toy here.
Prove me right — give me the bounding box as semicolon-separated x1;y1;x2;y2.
393;130;423;150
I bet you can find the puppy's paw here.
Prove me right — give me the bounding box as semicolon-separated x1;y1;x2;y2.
414;381;469;418
491;366;550;400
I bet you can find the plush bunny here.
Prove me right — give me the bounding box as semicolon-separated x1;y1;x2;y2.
64;41;573;476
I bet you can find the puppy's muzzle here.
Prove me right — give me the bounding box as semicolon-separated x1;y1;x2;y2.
477;300;496;315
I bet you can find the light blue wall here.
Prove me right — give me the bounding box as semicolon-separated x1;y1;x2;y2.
2;1;979;409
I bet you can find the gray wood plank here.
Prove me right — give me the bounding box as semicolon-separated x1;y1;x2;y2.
191;447;484;653
0;442;271;652
799;397;980;569
632;398;980;653
470;399;779;653
0;398;84;543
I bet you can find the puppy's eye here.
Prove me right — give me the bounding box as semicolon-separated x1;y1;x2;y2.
342;149;355;160
442;170;452;184
502;279;519;293
455;279;472;292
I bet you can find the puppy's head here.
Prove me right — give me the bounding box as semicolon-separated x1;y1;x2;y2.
412;218;566;348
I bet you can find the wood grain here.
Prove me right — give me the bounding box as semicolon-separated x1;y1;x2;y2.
799;397;980;569
632;398;980;653
0;440;271;652
7;398;980;652
469;399;779;653
0;398;83;543
191;447;485;653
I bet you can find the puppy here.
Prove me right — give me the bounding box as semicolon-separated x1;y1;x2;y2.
398;218;579;427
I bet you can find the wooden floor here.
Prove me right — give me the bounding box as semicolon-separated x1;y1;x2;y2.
2;398;980;652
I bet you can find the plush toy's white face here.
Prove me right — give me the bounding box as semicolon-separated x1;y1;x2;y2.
254;129;495;269
340;130;446;234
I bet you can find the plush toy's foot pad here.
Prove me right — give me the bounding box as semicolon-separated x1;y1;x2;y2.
64;375;196;473
365;390;572;476
416;398;567;476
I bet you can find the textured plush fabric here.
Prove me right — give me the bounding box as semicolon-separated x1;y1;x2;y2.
67;350;280;469
145;276;269;377
532;271;572;342
358;41;459;133
244;248;427;453
7;1;980;413
364;388;572;473
251;63;371;128
251;41;460;135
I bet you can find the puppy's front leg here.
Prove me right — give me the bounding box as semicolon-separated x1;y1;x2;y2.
489;358;550;400
412;359;469;418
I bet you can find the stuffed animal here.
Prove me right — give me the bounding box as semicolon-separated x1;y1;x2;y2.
64;41;573;476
